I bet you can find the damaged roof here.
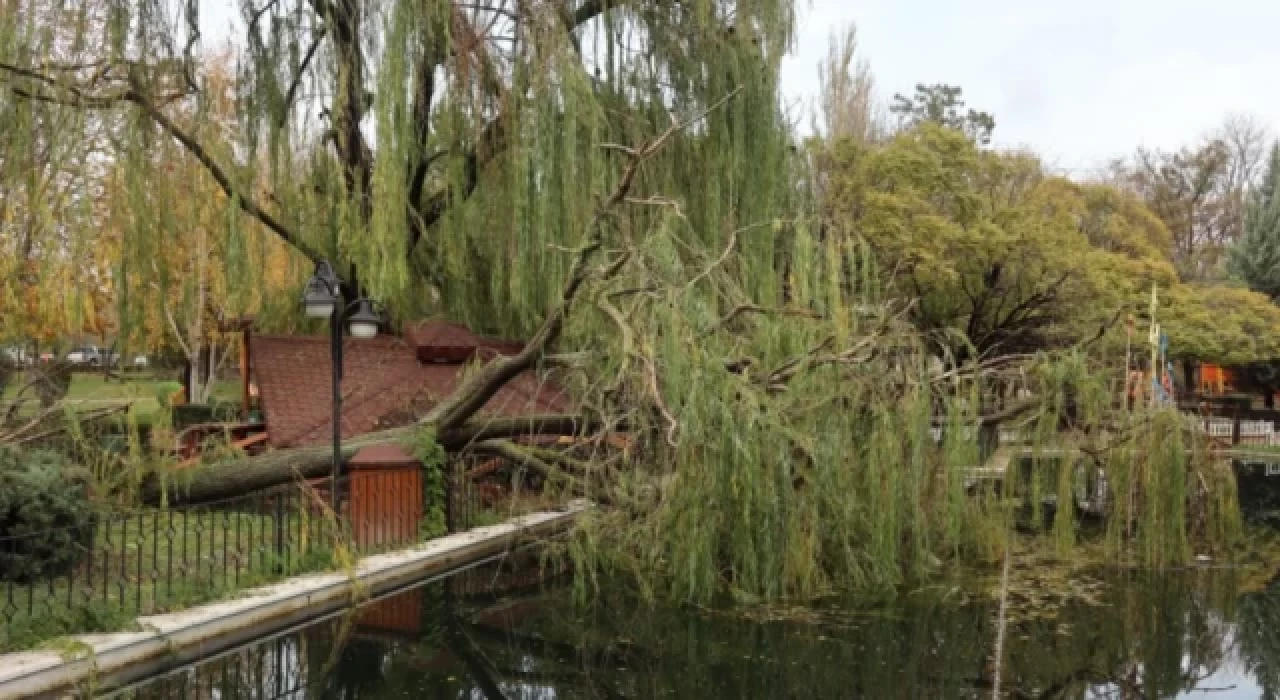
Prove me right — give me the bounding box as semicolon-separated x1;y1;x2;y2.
251;320;569;448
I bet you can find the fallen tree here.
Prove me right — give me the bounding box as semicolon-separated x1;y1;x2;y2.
142;413;613;505
141;101;695;506
1;3;1243;606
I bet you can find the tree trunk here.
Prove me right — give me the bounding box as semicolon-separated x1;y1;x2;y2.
102;335;112;382
139;414;610;506
186;345;214;404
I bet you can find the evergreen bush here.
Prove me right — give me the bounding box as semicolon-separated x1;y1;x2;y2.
0;445;96;582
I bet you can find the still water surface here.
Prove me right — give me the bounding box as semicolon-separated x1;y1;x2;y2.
106;555;1280;699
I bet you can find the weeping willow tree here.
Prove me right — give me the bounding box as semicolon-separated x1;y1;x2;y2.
1;0;794;328
0;2;1243;605
0;1;118;347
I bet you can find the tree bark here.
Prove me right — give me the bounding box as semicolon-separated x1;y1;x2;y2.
139;413;611;505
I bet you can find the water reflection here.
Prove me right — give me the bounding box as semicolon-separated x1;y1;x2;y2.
108;557;1280;699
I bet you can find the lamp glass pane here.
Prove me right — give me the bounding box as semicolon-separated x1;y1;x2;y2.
304;300;336;318
348;320;378;339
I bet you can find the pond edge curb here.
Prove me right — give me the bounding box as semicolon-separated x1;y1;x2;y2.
0;500;588;699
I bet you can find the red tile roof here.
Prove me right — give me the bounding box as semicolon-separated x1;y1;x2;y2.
251;331;568;448
405;320;524;363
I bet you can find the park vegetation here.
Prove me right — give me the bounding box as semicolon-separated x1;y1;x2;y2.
0;1;1277;606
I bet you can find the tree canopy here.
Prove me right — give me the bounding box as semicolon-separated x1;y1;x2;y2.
1230;144;1280;301
889;83;995;146
0;8;1270;603
1;0;798;345
818;125;1173;359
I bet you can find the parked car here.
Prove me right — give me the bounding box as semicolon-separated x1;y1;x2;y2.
1;346;30;366
65;346;120;367
131;354;149;368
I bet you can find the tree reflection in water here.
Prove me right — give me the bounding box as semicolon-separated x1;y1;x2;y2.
110;558;1280;700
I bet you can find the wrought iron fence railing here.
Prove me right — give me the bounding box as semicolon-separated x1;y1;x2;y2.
0;464;481;652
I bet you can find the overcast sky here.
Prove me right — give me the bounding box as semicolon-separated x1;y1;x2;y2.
201;1;1280;175
781;0;1280;174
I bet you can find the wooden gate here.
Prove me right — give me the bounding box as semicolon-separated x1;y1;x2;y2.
349;444;423;551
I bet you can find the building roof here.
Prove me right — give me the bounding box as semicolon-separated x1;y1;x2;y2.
250;324;568;448
404;320;524;363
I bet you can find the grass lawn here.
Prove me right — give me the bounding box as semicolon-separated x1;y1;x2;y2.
1;373;241;424
0;505;337;652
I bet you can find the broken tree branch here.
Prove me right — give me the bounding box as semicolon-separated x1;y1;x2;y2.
139;412;621;506
422;89;743;435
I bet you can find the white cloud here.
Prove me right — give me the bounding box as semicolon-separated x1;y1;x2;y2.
782;0;1280;173
201;0;1280;174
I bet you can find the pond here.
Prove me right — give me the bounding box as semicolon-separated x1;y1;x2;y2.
102;553;1280;699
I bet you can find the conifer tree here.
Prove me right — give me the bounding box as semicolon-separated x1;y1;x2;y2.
1230;144;1280;300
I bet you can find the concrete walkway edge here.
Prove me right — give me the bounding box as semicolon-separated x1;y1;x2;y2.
0;501;588;699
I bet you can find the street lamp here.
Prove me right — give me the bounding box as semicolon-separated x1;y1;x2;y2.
301;260;384;513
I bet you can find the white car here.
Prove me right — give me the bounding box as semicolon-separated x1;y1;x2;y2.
131;355;149;368
1;346;29;365
65;346;120;367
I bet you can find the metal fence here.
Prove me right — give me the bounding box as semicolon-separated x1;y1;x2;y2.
447;458;479;534
1;459;483;652
0;482;342;652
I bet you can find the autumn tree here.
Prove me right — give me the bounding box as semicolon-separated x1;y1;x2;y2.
1118;115;1271;282
0;1;118;350
813;26;882;145
102;54;308;403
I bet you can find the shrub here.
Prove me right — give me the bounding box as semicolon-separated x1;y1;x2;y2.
31;361;73;407
154;380;183;408
0;445;96;582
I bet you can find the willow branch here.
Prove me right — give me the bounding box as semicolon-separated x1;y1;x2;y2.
5;404;130;446
422;91;741;434
467;439;558;480
279;27;327;127
709;304;822;333
4;61;322;264
409;0;652;250
130;93;324;264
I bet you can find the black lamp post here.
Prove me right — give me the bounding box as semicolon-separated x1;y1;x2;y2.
302;260;383;513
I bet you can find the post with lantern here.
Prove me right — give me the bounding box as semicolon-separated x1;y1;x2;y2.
301;260;384;514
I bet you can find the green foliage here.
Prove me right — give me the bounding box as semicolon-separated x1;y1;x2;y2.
0;445;95;582
890;84;995;145
1159;284;1280;364
1101;409;1241;566
818;125;1173;359
1230;144;1280;300
153;380;183;409
816;124;1280;367
408;428;447;539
